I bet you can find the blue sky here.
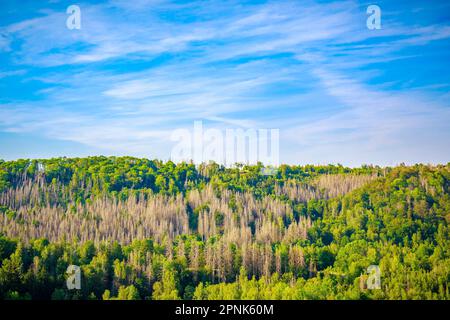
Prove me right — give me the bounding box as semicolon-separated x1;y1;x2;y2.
0;0;449;166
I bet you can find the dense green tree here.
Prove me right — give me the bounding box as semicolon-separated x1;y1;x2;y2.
0;158;448;300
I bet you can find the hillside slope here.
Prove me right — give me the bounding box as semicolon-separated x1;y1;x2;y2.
0;158;448;300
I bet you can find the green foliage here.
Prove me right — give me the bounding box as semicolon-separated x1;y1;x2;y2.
0;158;449;300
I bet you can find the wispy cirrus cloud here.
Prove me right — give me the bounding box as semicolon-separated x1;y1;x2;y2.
0;0;449;164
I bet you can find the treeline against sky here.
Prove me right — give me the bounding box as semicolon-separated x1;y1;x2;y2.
0;157;448;299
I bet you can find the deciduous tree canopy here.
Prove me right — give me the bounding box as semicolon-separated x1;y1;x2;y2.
0;157;448;300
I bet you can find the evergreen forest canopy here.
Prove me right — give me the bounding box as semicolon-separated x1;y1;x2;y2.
0;156;448;300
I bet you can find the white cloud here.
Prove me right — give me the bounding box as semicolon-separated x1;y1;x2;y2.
1;0;449;164
282;67;450;166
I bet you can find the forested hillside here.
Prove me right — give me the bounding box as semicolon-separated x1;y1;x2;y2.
0;157;449;300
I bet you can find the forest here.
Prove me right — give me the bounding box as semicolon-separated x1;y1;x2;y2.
0;156;448;300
